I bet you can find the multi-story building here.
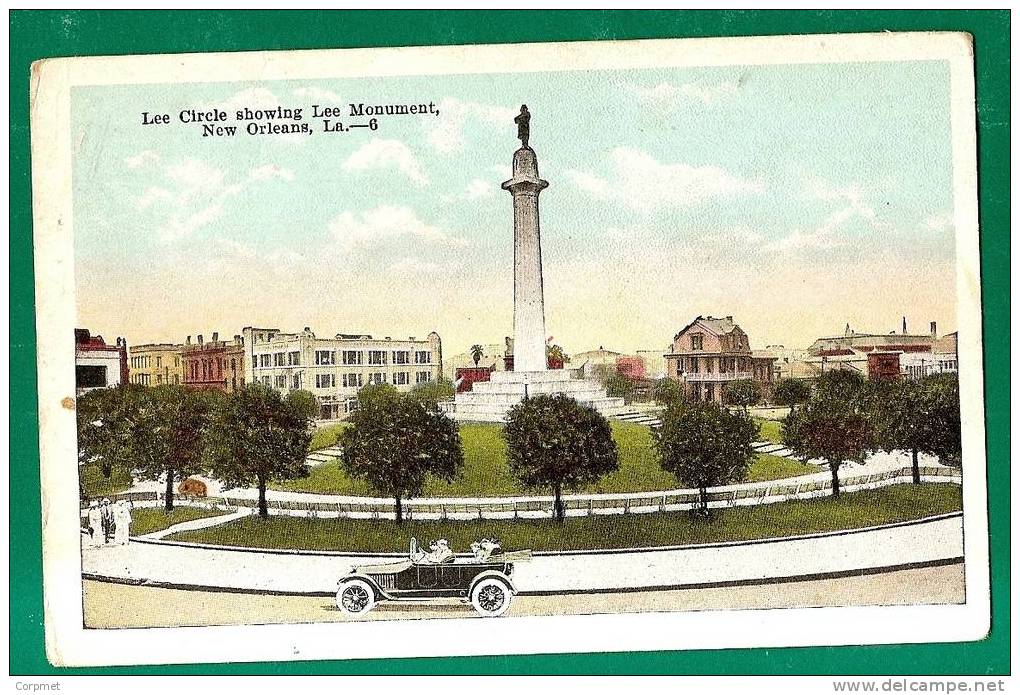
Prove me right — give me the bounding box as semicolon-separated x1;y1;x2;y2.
242;326;443;420
74;328;128;394
182;332;245;391
807;319;938;357
664;316;776;404
128;343;184;386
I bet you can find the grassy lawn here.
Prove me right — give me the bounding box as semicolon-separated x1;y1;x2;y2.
168;483;962;552
81;463;133;499
309;423;350;452
754;417;784;444
273;421;806;497
748;454;816;482
129;506;230;536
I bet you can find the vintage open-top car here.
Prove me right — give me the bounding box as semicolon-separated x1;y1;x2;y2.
336;538;531;617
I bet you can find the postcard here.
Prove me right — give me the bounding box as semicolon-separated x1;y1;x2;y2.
29;32;987;667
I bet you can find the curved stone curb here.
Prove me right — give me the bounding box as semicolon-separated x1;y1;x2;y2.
81;513;965;595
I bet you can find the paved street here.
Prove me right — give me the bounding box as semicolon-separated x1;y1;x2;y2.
83;563;964;628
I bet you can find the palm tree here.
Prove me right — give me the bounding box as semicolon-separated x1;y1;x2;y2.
470;344;484;366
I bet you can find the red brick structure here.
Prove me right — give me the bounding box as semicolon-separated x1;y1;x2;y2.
867;351;902;381
182;332;245;391
615;356;646;380
455;365;494;393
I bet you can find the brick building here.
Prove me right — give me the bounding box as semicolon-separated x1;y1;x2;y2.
182;332;245;391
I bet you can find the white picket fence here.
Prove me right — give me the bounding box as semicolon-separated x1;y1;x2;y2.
92;465;961;522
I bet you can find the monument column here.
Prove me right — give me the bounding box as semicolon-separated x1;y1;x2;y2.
502;108;549;373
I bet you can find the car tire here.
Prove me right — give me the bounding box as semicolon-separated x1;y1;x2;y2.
336;579;376;616
470;577;513;617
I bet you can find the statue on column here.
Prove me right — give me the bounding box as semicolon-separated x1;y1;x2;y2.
514;104;531;148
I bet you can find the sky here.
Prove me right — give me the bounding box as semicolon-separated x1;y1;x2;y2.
73;59;957;356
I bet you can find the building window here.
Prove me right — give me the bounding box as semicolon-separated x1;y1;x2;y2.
76;365;107;388
706;384;715;401
288;351;301;366
273;352;286;367
368;350;387;365
393;350;410;365
415;371;432;384
691;334;703;351
292;373;302;390
156;375;163;385
316;373;336;389
394;371;410;385
315;350;335;366
415;350;431;364
342;373;364;388
342;350;363;366
274;375;287;389
258;354;271;368
369;372;387;384
262;375;271;386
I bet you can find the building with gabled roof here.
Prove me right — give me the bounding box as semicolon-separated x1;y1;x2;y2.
664;315;775;404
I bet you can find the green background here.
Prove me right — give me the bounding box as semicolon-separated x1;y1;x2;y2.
9;10;1009;675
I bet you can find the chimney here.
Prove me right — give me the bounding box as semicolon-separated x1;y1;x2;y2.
726;315;733;322
186;335;192;345
198;334;204;345
930;321;937;338
901;317;907;335
212;332;219;342
845;323;851;337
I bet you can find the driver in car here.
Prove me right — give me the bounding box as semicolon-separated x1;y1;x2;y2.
415;539;454;564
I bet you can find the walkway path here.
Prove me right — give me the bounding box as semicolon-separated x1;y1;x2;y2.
136;508;250;540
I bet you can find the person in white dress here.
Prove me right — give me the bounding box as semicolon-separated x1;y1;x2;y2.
113;500;131;545
86;501;105;547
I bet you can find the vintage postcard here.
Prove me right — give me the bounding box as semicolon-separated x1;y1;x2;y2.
30;32;988;667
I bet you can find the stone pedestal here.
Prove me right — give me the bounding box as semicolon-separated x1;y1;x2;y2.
451;369;626;422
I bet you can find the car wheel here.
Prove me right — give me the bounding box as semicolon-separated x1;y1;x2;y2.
470;578;513;617
336;579;375;615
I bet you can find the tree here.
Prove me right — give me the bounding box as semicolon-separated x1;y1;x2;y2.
503;394;619;522
286;389;319;420
132;385;218;511
923;372;962;468
356;382;401;409
470;344;484;366
773;378;811;413
652;401;756;516
410;378;455;408
207;384;313;517
722;379;762;413
76;385;144;501
340;392;463;523
782;387;874;498
594;364;635;401
651;377;685;407
546;343;568;365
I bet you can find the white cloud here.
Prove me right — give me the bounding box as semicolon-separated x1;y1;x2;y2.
427;98;516;154
328;205;467;252
771;179;893;253
137;186;174;209
125;150;159;169
567;147;764;212
390;257;442;274
924;211;954;232
293;86;343;103
628;79;741;111
464;179;494;199
250;163;295;182
132;156;296;242
342;138;429;187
